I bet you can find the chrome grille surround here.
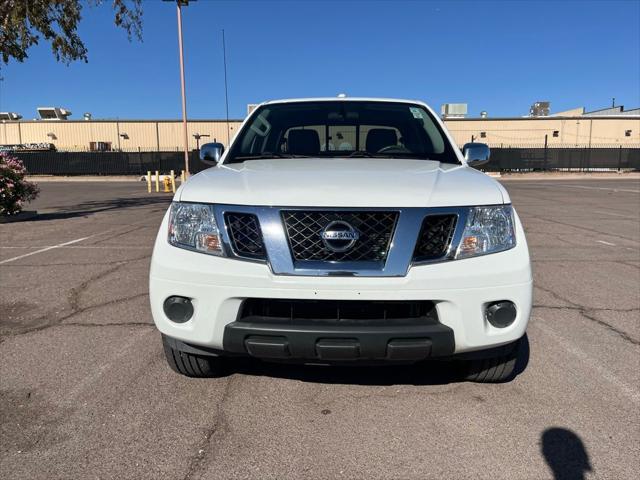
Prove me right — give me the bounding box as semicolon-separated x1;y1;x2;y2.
210;204;476;277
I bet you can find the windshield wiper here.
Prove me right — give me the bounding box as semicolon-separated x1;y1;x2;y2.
347;150;436;160
233;152;312;160
347;150;379;158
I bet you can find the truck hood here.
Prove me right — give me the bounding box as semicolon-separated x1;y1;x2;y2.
178;158;508;207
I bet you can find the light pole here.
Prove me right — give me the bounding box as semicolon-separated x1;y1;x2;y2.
164;0;195;175
193;133;210;151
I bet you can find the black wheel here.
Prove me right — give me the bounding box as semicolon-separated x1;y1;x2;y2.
462;335;527;383
162;335;225;378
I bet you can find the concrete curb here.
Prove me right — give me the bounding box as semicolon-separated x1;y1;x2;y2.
497;172;640;181
27;172;639;182
26;175;141;182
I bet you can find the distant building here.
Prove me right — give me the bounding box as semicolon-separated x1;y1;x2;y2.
551;107;585;117
1;102;638;151
583;106;640;117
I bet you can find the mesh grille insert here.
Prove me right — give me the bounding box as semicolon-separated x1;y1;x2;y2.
239;299;438;326
413;214;457;261
225;212;266;259
282;211;398;262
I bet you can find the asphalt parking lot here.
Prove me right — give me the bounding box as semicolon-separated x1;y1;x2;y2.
1;177;639;479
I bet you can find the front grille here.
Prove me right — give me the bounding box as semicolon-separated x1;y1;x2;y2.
239;299;438;326
413;214;457;261
224;212;266;259
281;211;398;262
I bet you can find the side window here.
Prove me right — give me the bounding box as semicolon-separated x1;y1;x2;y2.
421;118;445;153
240;112;272;154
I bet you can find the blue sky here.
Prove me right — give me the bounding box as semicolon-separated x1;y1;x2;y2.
1;0;639;120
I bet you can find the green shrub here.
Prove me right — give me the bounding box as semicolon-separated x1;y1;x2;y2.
0;152;40;215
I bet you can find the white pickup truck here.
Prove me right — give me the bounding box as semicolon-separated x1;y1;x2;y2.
150;97;532;382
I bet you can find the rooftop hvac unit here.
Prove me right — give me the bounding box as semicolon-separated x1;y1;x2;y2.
0;112;22;121
529;101;550;117
37;107;72;120
441;103;467;118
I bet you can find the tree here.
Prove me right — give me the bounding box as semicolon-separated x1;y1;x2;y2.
0;0;143;64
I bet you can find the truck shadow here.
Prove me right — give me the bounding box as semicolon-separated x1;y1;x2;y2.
229;358;458;385
224;335;529;386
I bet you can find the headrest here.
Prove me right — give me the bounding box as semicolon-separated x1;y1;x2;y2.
366;128;398;153
288;129;320;155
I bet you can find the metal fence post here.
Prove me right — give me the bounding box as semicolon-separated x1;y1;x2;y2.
543;134;548;171
618;145;623;171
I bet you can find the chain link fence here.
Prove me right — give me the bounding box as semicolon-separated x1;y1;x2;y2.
10;146;640;175
483;146;639;172
13;150;207;175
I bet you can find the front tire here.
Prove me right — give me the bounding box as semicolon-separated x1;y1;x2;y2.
162;335;225;377
462;335;527;383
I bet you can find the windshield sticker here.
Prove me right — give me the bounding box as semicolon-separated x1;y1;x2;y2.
409;107;423;119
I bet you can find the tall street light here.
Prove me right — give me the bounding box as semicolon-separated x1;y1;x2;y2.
193;133;210;151
164;0;195;176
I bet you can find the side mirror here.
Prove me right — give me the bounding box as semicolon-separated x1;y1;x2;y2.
462;142;490;167
200;142;225;165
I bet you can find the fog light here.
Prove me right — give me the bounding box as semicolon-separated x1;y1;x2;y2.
485;301;517;328
163;296;194;323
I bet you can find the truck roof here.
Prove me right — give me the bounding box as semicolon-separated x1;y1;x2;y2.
260;97;427;106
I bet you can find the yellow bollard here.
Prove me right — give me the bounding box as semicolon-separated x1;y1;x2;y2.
155;170;160;192
181;170;186;183
170;170;176;193
147;171;151;193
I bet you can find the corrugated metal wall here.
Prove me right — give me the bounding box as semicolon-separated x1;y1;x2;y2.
444;117;640;147
0;120;244;151
1;117;639;151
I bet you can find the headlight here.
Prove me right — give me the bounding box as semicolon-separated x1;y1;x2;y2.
456;205;516;259
168;202;224;256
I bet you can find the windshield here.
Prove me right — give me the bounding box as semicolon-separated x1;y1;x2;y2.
224;101;460;164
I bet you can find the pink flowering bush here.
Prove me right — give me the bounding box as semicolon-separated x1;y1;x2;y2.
0;152;39;215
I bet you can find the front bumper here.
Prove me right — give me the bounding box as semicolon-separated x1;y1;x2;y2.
149;209;532;357
223;321;455;361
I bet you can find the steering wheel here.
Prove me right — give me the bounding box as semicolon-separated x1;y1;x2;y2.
376;145;411;154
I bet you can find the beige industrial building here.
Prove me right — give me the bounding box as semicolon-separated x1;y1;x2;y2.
1;115;638;152
445;116;639;147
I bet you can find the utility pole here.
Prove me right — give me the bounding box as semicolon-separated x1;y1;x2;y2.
164;0;196;175
222;30;231;147
176;1;190;175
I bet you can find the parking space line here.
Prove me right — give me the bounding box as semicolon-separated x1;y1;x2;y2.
540;183;640;193
531;322;640;403
0;245;150;250
593;210;629;218
596;240;616;246
0;236;93;264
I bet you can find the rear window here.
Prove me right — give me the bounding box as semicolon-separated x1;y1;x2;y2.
226;101;459;164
